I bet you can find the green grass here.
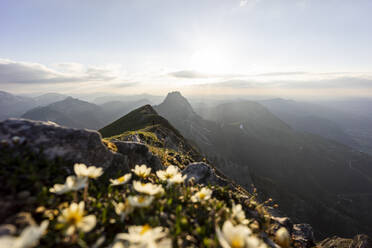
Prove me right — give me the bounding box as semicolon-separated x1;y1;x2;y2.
99;105;182;138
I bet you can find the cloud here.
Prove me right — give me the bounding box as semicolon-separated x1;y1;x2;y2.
255;71;307;77
0;59;121;84
279;77;372;89
193;77;372;90
197;80;258;89
240;0;249;7
111;82;139;88
169;70;209;79
239;0;261;7
168;70;244;79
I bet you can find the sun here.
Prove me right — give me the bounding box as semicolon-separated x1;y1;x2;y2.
190;46;233;74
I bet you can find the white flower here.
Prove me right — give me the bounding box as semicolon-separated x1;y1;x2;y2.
156;165;179;181
58;201;96;235
110;173;132;186
74;163;103;179
275;227;290;248
156;165;186;185
216;220;252;248
133;181;164;196
167;173;186;185
127;195;154;208
191;187;212;202
115;224;172;248
49;176;87;194
231;203;249;225
0;220;48;248
131;164;151;178
112;200;134;221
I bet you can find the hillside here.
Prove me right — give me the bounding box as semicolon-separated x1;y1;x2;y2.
260;98;372;155
0;117;322;248
0;90;37;120
22;97;108;129
155;92;372;239
99;105;183;138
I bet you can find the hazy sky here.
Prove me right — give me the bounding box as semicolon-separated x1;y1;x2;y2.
0;0;372;98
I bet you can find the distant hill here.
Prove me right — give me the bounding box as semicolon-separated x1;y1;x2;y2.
0;90;37;120
154;91;372;239
22;97;108;129
260;98;372;154
34;92;68;106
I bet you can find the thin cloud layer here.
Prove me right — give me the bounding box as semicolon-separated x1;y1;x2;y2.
1;58;372;97
169;70;210;79
0;59;120;84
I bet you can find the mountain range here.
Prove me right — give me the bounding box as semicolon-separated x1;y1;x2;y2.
1;89;372;241
259;98;372;155
152;92;372;239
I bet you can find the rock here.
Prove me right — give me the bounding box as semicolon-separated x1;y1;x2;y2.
181;162;229;187
112;140;163;171
271;216;293;232
292;224;315;248
269;216;315;248
319;234;372;248
0;118;128;171
350;234;372;248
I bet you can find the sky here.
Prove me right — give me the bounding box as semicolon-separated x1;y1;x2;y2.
0;0;372;98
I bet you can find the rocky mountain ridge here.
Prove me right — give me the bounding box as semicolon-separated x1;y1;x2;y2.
1;115;371;247
154;92;372;239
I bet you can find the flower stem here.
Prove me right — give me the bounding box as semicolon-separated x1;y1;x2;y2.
84;180;89;202
74;191;78;202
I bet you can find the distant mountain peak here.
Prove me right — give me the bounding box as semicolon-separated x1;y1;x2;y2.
157;91;195;116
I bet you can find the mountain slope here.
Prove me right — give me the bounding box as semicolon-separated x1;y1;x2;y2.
0;90;37;120
0;117;322;248
260;98;372;154
155;92;372;239
99;104;202;162
22;97;108;129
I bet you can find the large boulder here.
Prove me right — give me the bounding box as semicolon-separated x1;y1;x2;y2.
112;140;163;171
181;162;229;187
0;118;129;172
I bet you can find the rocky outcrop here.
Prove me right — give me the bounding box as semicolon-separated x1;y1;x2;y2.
0;118;128;172
318;234;372;248
181;162;230;187
112;140;163;171
292;224;315;248
269;216;315;248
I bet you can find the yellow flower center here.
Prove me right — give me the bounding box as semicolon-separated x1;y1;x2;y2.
231;237;244;248
199;192;206;199
66;211;83;225
118;176;126;183
165;173;173;179
138;196;146;203
139;171;147;178
140;224;151;235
